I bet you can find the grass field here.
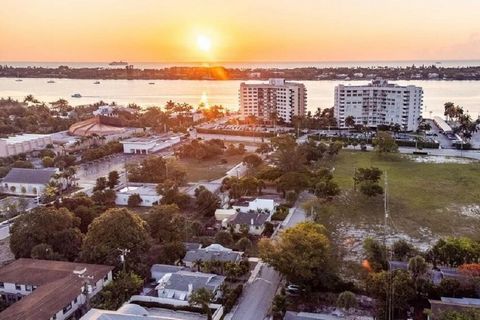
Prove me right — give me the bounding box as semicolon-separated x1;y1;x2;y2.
327;150;480;238
175;153;249;182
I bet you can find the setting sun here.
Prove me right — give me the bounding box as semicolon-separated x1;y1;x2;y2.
196;35;212;52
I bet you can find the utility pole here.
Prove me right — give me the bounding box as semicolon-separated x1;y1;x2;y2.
118;248;130;272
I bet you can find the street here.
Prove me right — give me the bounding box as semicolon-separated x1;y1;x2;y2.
229;192;312;320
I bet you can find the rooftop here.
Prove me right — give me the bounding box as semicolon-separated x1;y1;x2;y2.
228;211;269;226
0;134;51;144
82;304;207;320
183;244;242;264
2;168;58;185
0;258;113;320
117;185;158;196
156;271;225;293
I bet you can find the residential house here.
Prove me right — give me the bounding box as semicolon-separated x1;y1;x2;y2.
232;197;276;213
151;264;185;283
0;258;113;320
120;135;181;154
155;270;225;302
225;211;270;235
115;184;161;207
1;168;59;196
0;134;53;157
82;303;209;319
183;244;242;269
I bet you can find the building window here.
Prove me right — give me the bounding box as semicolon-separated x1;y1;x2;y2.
15;284;21;291
25;285;33;292
63;303;72;314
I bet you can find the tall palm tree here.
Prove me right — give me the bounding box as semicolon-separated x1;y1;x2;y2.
189;288;214;320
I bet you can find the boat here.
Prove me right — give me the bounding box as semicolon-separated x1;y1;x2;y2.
149;82;155;85
71;93;82;98
109;61;128;66
94;81;101;84
47;80;55;83
15;79;22;82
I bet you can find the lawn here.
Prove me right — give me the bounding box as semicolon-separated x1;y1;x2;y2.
174;153;250;182
327;150;480;238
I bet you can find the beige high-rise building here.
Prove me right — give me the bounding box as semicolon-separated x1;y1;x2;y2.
239;79;307;123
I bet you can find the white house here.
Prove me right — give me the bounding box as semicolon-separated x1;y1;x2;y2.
232;197;276;213
1;168;59;196
115;184;161;207
120;135;181;154
155;270;225;302
214;208;237;222
0;258;113;320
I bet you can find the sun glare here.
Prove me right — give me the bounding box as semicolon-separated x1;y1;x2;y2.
197;35;212;52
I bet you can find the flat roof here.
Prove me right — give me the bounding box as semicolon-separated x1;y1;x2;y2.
1;134;51;144
121;134;181;144
0;258;114;320
117;185;158;196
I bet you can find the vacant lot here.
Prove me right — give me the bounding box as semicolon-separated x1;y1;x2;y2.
175;153;249;182
328;150;480;238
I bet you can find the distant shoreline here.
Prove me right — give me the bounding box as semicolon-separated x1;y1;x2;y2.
1;65;480;81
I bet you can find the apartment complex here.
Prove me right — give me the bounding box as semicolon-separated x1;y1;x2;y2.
334;79;423;131
239;79;307;123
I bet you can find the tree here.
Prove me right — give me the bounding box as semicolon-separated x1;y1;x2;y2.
373;131;398;153
10;207;83;261
214;231;234;247
363;237;387;272
272;294;287;319
107;170;120;189
392;240;417;261
366;270;415;319
145;204;185;243
337;291;357;310
127;193;142;207
236;237;253;252
80;208;151;272
276;172;310;197
242;154;263;169
259;222;335;289
359;181;384;197
314;179;340;199
271;135;306;172
354;167;383;196
42;156;55;167
345;116;355;132
94;177;107;191
92;271;143;310
428;237;480;267
91;189;116;208
256;143;273;154
30;243;64;260
195;186;220;217
438;310;480;320
189;288;214;320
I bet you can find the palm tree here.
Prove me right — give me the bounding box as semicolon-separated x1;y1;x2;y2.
189;288;214;320
269;111;279;134
193;259;203;272
345;116;355;134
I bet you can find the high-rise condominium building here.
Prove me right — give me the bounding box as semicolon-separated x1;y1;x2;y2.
239;79;307;123
334;79;423;131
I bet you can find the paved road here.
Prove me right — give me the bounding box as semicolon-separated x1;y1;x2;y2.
229;192;311;320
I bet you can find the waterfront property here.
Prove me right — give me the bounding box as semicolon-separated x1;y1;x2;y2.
334;79;423;131
120;134;181;154
115;184;161;207
1;168;59;196
0;134;53;157
0;258;113;320
239;78;307;123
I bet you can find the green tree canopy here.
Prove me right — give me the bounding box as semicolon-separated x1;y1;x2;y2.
259;221;335;289
92;271;143;311
80;208;151;272
10;207;83;261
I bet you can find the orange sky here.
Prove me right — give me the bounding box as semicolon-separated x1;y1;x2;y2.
1;0;480;62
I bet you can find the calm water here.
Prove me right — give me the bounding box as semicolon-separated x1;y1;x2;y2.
1;78;480;117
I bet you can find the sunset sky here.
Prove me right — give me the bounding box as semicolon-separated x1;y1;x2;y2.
1;0;480;63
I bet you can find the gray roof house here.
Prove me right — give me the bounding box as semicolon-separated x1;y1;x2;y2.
150;264;185;282
1;168;59;196
155;270;225;302
226;211;270;235
183;244;242;268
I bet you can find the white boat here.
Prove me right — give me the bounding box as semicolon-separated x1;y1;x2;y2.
47;80;55;83
149;82;155;85
15;79;22;82
94;81;101;84
71;93;82;98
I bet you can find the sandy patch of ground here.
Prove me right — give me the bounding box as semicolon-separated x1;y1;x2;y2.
336;223;437;261
406;155;477;164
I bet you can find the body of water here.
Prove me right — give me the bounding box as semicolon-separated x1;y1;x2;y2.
1;78;480;118
2;60;480;69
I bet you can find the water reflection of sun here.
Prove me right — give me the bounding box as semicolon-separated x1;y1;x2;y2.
200;91;209;108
